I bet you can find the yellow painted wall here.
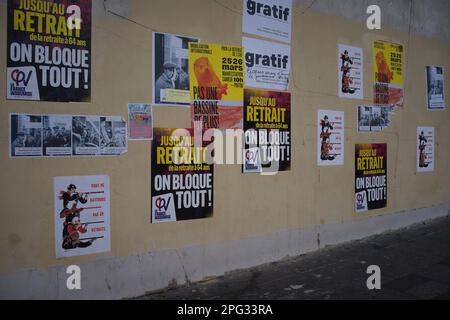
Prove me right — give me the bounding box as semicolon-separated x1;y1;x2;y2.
0;0;449;276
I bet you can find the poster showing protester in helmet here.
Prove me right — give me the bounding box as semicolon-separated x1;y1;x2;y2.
72;116;100;155
338;45;363;99
7;0;91;102
317;110;344;166
43;115;72;156
99;116;127;155
54;175;110;258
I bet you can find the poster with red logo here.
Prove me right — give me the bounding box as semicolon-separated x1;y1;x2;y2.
243;89;291;173
54;175;110;258
355;143;387;213
7;0;91;102
151;128;214;223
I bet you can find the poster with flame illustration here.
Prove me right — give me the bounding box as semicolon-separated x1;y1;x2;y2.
373;40;404;108
189;43;245;129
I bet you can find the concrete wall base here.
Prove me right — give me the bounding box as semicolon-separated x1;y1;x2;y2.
1;203;449;299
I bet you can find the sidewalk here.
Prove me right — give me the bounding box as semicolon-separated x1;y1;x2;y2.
139;215;450;300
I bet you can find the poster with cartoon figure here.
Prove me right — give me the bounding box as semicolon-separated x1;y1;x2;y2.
54;175;110;258
338;45;363;99
317;110;344;166
417;127;435;172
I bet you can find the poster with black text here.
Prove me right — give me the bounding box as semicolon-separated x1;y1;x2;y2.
7;0;91;102
417;127;434;172
338;44;363;99
317;110;344;166
243;37;290;91
242;0;292;44
54;175;110;258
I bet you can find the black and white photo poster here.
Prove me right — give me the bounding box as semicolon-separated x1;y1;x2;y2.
426;66;445;110
9;114;43;157
153;32;199;106
43;115;72;156
10;113;127;158
357;106;390;132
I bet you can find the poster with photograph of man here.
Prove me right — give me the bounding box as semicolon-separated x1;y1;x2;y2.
9;114;43;157
380;107;390;130
153;32;199;106
72;116;100;156
358;106;391;132
43;115;72;156
100;117;127;155
426;66;445;110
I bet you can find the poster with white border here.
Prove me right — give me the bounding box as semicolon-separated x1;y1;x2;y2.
338;44;363;99
417;127;435;172
9;113;127;158
152;32;199;106
54;175;110;258
242;0;292;44
426;66;445;110
317;110;344;166
128;103;153;140
243;37;290;91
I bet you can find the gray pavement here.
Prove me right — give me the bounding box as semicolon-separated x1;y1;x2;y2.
139;215;450;300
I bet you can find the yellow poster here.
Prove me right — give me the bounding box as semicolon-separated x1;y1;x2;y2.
373;40;404;107
189;43;244;129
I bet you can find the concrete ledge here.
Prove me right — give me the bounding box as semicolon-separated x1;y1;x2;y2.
1;203;449;299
